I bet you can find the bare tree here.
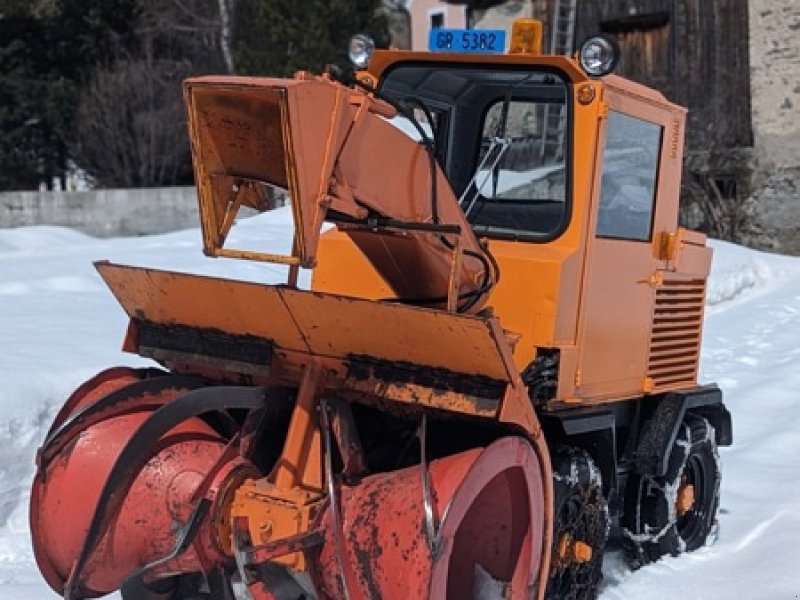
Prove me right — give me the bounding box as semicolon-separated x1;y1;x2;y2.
69;0;233;187
218;0;234;73
680;149;763;245
71;58;193;188
138;0;230;72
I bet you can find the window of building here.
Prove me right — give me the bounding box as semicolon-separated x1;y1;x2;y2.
596;111;662;241
430;12;445;30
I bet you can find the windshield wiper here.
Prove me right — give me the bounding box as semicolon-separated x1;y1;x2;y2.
460;136;511;218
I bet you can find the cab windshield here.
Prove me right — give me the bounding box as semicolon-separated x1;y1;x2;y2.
379;63;570;240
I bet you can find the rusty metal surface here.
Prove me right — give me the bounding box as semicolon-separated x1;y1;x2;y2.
35;290;553;599
272;360;325;492
342;357;502;418
31;382;236;596
36;374;206;474
135;321;274;377
137;322;272;365
30;367;146;596
96;262;514;382
233;516;321;600
31;379;296;600
229;479;325;570
310;437;546;600
328;399;368;481
184;74;495;312
96;262;309;353
238;526;325;567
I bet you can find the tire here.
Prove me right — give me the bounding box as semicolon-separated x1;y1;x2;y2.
622;414;721;567
545;447;610;600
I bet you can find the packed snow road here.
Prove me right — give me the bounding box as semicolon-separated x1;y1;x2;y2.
1;209;798;599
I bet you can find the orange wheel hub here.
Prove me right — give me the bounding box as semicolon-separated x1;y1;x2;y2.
676;482;696;517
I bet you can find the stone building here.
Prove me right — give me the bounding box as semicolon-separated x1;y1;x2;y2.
391;0;800;251
747;0;800;252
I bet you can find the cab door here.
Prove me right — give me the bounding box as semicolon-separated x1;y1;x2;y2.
572;82;684;402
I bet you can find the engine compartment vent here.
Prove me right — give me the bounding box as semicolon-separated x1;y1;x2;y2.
647;276;706;390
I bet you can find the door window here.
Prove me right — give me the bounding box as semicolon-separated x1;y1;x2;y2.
596;111;662;241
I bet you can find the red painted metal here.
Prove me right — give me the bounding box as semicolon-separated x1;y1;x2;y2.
430;437;544;600
30;380;238;597
46;366;142;434
310;436;544;600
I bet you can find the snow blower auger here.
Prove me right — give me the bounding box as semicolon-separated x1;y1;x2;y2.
31;20;732;600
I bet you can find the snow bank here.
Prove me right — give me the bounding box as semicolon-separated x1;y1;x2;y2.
706;239;799;308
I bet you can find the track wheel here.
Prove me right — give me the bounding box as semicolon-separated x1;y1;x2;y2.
545;447;609;600
622;414;721;566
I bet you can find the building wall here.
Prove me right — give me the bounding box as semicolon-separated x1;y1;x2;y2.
747;0;800;253
386;3;412;49
405;0;467;50
748;0;800;170
471;1;535;32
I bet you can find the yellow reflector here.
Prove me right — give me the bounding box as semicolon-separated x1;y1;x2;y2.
510;18;543;54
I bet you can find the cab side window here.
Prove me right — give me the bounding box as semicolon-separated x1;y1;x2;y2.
596;111;662;241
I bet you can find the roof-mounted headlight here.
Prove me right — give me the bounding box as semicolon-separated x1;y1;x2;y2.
578;35;620;77
348;33;376;69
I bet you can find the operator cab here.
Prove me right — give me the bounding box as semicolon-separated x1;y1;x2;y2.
347;28;696;402
379;64;569;241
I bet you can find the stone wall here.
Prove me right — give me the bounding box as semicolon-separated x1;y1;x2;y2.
748;0;800;253
749;0;800;169
0;186;199;237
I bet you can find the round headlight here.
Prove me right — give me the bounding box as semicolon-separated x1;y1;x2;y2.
348;33;376;69
578;35;620;77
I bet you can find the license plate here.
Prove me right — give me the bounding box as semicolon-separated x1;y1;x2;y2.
428;29;506;54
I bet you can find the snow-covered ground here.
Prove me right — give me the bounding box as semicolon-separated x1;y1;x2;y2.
1;208;799;598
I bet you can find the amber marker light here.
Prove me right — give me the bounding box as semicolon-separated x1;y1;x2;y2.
509;18;543;55
576;83;597;105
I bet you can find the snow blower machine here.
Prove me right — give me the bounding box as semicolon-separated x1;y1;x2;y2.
31;20;731;600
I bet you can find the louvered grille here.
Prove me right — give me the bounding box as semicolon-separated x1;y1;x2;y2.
647;277;706;390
